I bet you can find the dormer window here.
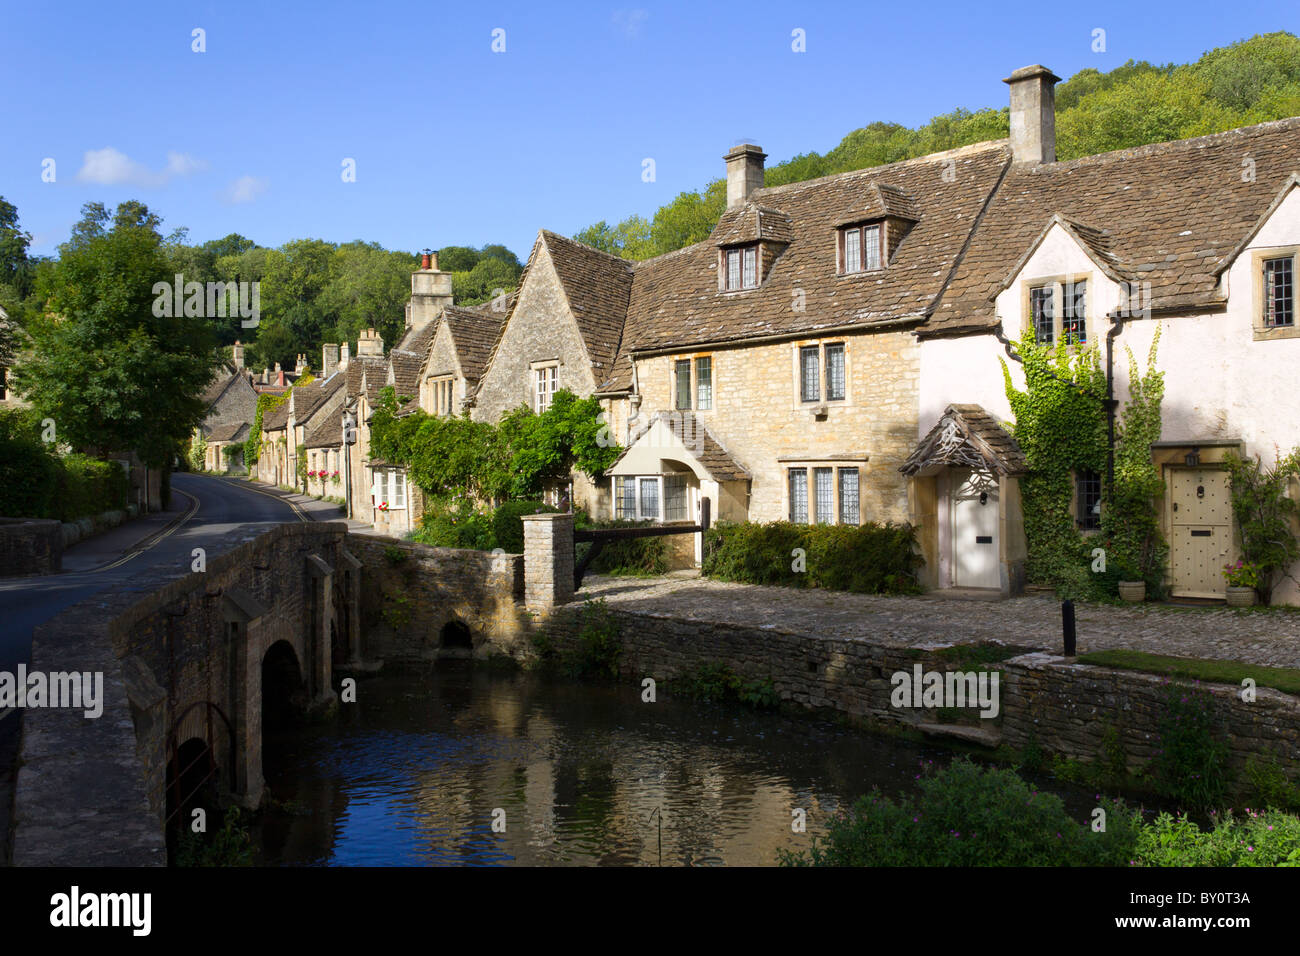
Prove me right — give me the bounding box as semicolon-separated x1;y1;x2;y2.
1026;277;1087;346
839;223;882;274
722;245;759;291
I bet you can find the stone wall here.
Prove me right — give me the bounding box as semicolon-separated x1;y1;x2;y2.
632;327;920;524
523;604;1300;788
14;522;356;865
0;517;62;576
345;533;527;663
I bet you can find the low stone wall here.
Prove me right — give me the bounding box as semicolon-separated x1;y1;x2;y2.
14;522;354;865
525;604;1300;788
346;534;526;663
60;503;141;549
0;517;63;576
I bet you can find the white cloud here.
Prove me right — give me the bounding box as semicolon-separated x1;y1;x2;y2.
76;147;207;187
612;8;648;37
223;175;268;204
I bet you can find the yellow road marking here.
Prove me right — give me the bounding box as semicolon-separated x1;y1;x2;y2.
88;488;200;573
218;476;310;522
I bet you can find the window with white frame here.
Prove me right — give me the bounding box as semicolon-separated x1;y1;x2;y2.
430;375;455;415
374;469;406;509
614;474;692;523
799;342;847;404
839;222;882;274
534;364;558;413
788;464;861;524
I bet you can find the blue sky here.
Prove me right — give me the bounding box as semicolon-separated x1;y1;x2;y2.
2;1;1296;261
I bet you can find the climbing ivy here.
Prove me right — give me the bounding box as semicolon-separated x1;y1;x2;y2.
242;372;313;468
1001;328;1166;599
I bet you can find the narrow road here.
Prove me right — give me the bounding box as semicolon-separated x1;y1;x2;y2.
0;473;344;862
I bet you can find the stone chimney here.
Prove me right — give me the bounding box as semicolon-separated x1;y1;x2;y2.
295;353;307;376
408;248;454;332
323;343;339;378
261;367;270;384
1004;64;1060;165
231;340;244;370
357;328;384;358
340;342;350;370
274;364;286;387
724;144;767;208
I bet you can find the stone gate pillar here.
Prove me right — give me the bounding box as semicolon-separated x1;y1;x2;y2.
522;513;574;611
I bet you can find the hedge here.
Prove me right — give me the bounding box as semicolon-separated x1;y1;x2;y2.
703;520;923;594
0;408;129;521
574;516;669;576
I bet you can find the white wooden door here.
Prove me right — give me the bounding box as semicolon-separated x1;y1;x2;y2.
1169;468;1231;598
951;469;1000;589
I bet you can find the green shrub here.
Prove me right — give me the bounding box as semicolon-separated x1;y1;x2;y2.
703;520;922;593
670;662;781;709
1245;755;1300;811
564;599;622;679
410;501;494;550
55;453;129;521
492;499;557;553
779;757;1140;866
575;513;670;575
1133;810;1300;867
1149;682;1232;811
0;409;59;518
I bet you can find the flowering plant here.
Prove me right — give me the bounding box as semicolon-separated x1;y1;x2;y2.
331;470;340;483
378;501;389;512
1222;560;1262;589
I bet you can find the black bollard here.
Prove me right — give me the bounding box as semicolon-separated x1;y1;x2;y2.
1062;599;1076;657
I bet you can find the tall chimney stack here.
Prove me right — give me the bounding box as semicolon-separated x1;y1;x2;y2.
340;342;350;369
724;144;767;208
295;353;307;376
1004;65;1060;165
408;248;453;332
323;343;339;378
231;340;244;370
357;327;384;358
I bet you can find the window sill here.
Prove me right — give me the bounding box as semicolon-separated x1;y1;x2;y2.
1253;324;1300;341
836;268;886;279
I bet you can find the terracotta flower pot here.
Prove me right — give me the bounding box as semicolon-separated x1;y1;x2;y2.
1225;586;1257;607
1118;581;1145;603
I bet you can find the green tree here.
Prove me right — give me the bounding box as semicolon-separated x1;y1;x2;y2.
15;202;219;467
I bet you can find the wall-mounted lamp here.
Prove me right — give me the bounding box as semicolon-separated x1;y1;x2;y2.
1185;447;1200;468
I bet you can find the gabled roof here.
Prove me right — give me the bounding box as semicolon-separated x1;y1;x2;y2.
607;410;750;482
928;116;1300;336
540;230;634;375
201;366;240;407
900;404;1027;477
388;349;422;400
344;355;388;401
442;303;507;387
292;372;344;424
205;422;247;443
833;182;921;227
1214;171;1300;276
303;415;342;449
712;202;795;246
994;213;1136;295
610;141;1010;368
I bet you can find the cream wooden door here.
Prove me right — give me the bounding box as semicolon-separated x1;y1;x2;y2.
1168;468;1231;598
952;469;1000;589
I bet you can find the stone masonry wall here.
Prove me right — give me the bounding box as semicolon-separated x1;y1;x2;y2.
632;327;920;524
523;604;1300;788
0;517;62;576
346;533;527;663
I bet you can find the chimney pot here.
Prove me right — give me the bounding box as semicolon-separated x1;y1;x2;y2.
420;249;432;270
1003;64;1060;165
724;143;767;208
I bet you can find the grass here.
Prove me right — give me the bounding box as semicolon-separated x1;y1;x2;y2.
1078;649;1300;696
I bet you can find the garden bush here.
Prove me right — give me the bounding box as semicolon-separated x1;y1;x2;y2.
703;520;922;593
57;454;129;521
575;514;670;575
1148;682;1232;811
410;501;494;550
491;499;557;552
1132;810;1300;866
779;757;1140;866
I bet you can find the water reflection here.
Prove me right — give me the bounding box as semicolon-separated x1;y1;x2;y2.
256;665;989;866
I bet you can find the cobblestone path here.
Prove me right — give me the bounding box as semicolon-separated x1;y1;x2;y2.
580;576;1300;669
